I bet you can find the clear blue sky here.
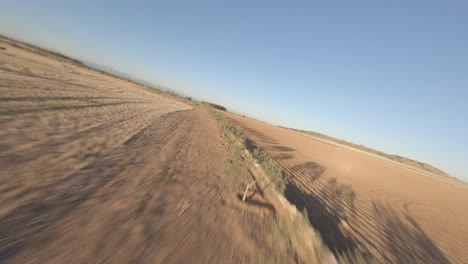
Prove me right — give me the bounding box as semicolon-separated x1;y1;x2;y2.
1;1;467;180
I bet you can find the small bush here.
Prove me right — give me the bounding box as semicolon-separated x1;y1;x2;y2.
202;101;227;111
251;148;287;194
206;107;286;193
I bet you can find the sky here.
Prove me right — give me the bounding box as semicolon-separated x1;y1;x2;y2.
1;0;467;180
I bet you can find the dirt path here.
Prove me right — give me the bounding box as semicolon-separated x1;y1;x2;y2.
0;108;262;263
224;112;468;264
0;38;293;263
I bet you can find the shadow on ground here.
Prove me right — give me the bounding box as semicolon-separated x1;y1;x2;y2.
231;120;451;264
373;203;451;264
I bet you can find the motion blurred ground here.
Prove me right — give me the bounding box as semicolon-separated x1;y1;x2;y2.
224;111;468;264
0;37;296;263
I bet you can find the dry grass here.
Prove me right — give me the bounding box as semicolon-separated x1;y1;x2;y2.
207;108;286;193
208;108;334;263
202;101;227;111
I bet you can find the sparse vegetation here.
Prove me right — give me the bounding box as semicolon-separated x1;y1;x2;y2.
251;148;287;194
274;210;376;263
208;108;377;264
207;106;334;263
208;108;250;182
2;33;454;264
207;108;332;262
202;101;227;111
267;209;337;264
206;107;286;193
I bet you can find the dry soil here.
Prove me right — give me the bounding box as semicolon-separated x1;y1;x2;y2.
0;37;293;263
224;112;468;264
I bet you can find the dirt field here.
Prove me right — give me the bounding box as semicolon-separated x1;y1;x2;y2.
285;127;456;181
0;38;297;263
224;112;468;264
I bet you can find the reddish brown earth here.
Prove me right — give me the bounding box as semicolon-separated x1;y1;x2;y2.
0;38;295;263
224;112;468;264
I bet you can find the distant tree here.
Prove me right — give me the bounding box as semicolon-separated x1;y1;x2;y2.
201;101;227;111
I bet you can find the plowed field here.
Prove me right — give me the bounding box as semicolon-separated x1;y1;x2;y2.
225;112;468;264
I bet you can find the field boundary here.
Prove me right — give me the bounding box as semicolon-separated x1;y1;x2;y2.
206;107;339;264
207;107;381;263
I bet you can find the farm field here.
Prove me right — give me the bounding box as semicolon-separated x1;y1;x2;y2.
224;111;468;264
0;38;300;263
3;35;468;264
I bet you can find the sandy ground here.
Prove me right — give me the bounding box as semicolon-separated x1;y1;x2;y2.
224;112;468;264
0;38;293;263
291;130;465;186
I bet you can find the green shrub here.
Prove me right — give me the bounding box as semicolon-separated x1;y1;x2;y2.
206;107;286;193
202;101;227;111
